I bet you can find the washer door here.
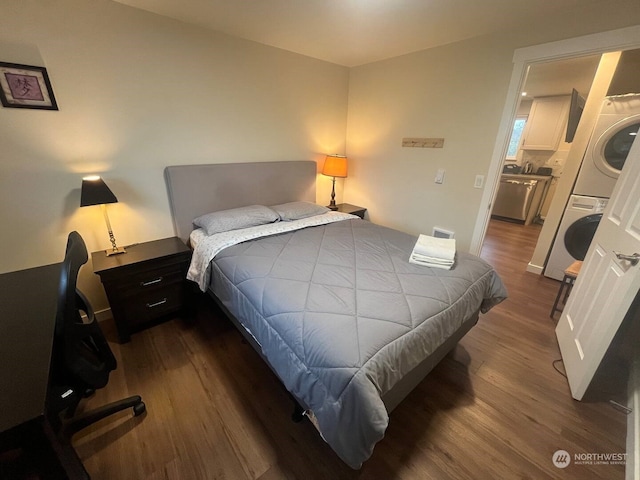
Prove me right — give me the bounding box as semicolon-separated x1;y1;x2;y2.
564;214;602;261
593;116;640;179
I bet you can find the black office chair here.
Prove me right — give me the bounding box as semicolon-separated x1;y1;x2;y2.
48;231;145;442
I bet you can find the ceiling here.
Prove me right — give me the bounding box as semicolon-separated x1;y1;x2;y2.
113;0;603;67
523;55;602;99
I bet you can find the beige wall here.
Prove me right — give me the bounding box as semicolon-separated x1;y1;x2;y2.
2;0;640;313
344;1;640;251
0;0;349;309
345;36;512;244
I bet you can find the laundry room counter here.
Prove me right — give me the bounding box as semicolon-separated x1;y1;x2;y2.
501;173;554;182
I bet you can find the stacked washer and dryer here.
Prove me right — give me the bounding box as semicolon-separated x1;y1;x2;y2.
544;93;640;280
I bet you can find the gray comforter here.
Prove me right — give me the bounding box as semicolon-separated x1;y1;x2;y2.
207;219;507;468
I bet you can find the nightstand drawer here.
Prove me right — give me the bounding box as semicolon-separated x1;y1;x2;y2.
127;284;185;327
117;263;186;297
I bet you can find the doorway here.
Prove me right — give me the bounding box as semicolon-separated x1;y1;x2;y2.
470;25;640;263
486;47;640;286
487;54;601;272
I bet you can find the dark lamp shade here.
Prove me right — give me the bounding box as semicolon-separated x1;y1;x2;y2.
80;176;118;207
322;155;348;178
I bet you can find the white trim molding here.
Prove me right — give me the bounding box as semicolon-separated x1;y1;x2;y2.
81;308;112;324
526;262;544;275
95;308;113;323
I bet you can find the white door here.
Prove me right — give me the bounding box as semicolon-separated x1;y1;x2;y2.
556;130;640;401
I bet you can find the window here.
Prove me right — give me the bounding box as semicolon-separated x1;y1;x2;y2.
506;115;527;159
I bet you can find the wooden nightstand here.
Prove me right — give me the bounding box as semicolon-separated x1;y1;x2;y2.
336;203;367;219
92;237;191;343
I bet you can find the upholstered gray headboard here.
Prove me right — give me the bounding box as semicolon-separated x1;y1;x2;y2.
165;161;317;242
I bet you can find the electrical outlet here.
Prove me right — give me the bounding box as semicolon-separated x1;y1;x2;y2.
474;175;484;189
435;168;445;184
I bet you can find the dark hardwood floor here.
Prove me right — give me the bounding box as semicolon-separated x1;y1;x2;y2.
75;219;627;479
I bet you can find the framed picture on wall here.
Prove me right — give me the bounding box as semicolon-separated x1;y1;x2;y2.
0;62;58;110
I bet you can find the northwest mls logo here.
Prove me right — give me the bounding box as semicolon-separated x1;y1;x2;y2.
553;449;627;468
552;450;571;468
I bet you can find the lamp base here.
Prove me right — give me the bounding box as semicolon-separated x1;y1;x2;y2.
327;176;339;211
105;246;127;256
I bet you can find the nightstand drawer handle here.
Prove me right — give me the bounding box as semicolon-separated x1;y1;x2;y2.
146;298;167;308
140;277;163;287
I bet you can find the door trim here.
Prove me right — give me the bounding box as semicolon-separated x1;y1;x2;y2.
469;25;640;256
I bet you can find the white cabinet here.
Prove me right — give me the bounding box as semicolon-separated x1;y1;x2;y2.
522;96;570;151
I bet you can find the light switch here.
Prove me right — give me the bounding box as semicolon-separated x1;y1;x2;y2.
474;175;484;189
435;169;445;184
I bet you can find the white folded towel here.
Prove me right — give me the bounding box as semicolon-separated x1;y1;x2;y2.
410;253;454;265
409;234;456;270
412;234;456;261
409;256;454;269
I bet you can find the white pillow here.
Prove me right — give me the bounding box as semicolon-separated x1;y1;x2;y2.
193;205;279;236
270;201;329;221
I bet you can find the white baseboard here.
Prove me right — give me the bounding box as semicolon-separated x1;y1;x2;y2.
94;308;112;323
526;262;544;275
627;360;640;480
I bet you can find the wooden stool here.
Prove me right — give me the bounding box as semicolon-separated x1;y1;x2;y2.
550;260;582;319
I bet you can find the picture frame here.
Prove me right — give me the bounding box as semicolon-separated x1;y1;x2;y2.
0;62;58;110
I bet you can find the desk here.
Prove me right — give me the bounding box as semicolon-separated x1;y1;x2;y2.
0;263;89;479
0;263;59;432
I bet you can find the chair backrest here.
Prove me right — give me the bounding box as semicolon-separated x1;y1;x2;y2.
55;231;87;338
52;231;116;391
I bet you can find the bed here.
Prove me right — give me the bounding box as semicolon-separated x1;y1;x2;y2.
164;161;507;469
